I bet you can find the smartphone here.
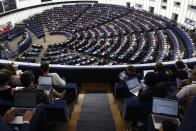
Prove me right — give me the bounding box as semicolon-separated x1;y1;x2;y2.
176;78;182;86
119;71;126;77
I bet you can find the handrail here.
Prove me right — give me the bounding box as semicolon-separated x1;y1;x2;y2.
1;57;196;69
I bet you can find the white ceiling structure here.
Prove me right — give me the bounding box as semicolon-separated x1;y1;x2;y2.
0;0;196;29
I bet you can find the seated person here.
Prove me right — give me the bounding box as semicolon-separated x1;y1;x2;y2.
155;62;168;83
119;65;137;80
0;109;34;131
165;69;176;82
180;96;194;119
138;72;167;102
158;97;194;131
147;96;194;131
159;120;178;131
175;61;189;81
19;71;65;100
3;63;21;83
0;69;15;101
176;70;196;100
0;69;47;131
118;65;139;97
123;73;168;123
0;46;9;60
40;62;66;86
175;61;192;87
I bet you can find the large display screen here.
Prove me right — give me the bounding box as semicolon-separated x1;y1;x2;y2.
3;0;17;12
0;1;4;13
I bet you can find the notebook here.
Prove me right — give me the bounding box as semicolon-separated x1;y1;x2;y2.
151;97;180;129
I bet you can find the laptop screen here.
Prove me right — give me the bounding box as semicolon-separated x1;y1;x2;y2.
143;70;154;77
38;76;52;86
125;77;140;90
152;98;179;116
14;91;37;108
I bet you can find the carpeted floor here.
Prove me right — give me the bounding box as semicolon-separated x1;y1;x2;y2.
77;91;116;131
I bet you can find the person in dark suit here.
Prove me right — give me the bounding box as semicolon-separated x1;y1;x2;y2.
175;61;188;80
119;65;138;80
138;72;167;102
155;62;168;83
118;65;140;98
0;69;14;102
19;71;51;104
0;109;34;131
175;61;191;87
0;69;34;131
159;120;178;131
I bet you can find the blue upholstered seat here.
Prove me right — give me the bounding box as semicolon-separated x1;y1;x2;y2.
122;97;152;121
45;99;71;121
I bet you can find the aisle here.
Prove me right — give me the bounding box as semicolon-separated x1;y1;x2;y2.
77;91;116;131
65;83;126;131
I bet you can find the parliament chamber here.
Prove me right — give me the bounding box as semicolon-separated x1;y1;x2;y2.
0;0;196;131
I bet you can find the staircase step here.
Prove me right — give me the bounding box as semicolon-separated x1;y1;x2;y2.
79;111;113;120
77;120;116;131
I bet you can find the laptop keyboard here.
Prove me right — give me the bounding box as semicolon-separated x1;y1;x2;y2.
14;109;26;116
131;87;139;93
154;115;177;123
39;86;51;91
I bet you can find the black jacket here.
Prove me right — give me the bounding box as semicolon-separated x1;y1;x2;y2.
156;72;169;83
138;84;167;102
175;70;188;80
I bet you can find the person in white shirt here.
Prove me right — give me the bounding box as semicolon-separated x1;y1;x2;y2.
176;70;196;99
40;61;66;86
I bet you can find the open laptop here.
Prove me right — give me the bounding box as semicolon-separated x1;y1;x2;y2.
16;70;22;75
152;97;180;129
125;77;140;96
37;76;53;94
9;91;37;124
143;70;154;77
